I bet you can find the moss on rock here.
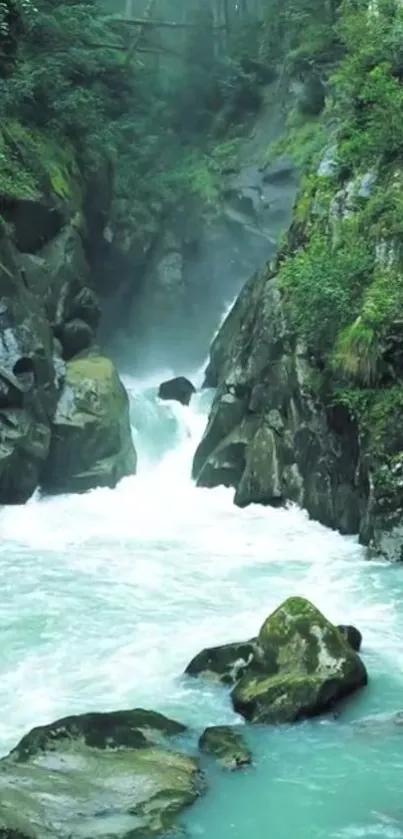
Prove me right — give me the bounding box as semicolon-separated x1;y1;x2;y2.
0;708;202;839
187;597;367;725
41;353;137;495
199;726;252;770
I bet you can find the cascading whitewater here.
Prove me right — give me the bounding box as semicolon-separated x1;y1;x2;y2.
0;379;401;838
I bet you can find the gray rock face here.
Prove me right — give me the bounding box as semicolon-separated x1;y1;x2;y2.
0;221;136;503
59;318;94;360
21;225;101;357
193;268;364;534
0;225;57;503
0;708;203;839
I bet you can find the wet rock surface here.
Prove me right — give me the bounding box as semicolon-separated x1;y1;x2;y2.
186;597;367;724
193;270;364;536
0;709;203;839
41;353;137;495
158;376;196;406
199;725;252;770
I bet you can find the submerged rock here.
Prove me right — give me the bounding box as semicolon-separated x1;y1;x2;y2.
158;376;196;406
199;725;252;770
41;353;137;494
186;597;367;725
0;708;203;839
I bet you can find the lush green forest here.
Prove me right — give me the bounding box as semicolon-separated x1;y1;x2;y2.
0;0;340;260
3;0;403;394
0;0;266;258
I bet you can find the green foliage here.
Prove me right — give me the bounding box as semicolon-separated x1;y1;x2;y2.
273;0;403;404
0;122;37;198
0;0;261;252
265;112;328;171
279;233;373;356
334;0;403;168
0;118;81;206
259;0;340;76
332;317;382;384
0;0;134;160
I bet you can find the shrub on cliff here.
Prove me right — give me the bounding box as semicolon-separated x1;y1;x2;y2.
279;234;373;357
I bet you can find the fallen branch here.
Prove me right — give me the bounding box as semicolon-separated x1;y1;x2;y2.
106;17;228;30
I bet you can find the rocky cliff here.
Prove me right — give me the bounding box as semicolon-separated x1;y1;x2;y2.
193;0;403;562
0;123;136;502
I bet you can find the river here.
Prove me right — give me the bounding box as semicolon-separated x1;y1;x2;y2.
0;376;402;838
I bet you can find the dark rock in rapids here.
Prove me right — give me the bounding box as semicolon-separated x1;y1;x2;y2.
337;624;362;652
0;708;203;839
158;376;196;406
186;639;258;685
186;597;367;725
199;725;252;770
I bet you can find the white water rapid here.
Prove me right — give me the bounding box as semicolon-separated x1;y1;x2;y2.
0;376;403;839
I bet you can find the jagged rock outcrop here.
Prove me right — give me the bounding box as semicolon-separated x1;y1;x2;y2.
0;224;58;503
41;353;136;495
0;122;136;503
0;708;203;838
192;128;403;561
186;597;367;724
192;266;365;534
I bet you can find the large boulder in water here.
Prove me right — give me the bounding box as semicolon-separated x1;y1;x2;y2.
186;597;367;724
41;353;137;494
0;708;203;838
158;376;196;406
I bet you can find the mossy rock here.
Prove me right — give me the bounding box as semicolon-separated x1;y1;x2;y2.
41;353;137;495
232;671;346;724
199;726;252;770
0;121;82;251
231;597;367;723
0;708;202;839
186;597;367;725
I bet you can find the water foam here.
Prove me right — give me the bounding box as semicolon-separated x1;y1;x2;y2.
0;381;402;838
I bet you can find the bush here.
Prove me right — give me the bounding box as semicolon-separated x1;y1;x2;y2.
279;233;374;357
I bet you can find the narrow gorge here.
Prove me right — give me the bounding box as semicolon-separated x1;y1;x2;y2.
1;0;403;838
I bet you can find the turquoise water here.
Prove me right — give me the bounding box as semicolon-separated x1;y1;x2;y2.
0;381;403;838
